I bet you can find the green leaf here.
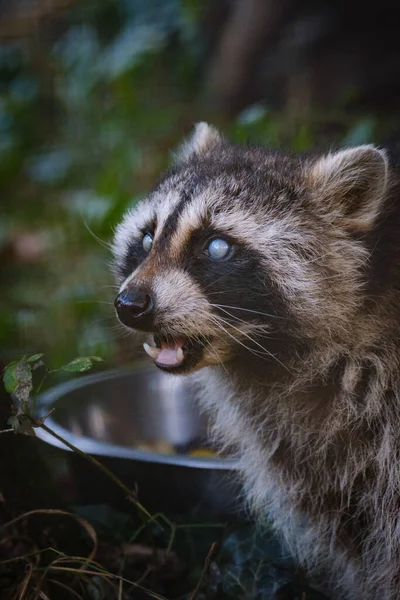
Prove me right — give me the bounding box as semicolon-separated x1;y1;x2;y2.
87;356;103;362
27;353;44;363
3;362;18;394
13;358;33;407
7;415;20;434
3;358;33;407
60;356;96;372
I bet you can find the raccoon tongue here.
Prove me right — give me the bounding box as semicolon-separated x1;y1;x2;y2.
143;340;185;366
157;347;184;366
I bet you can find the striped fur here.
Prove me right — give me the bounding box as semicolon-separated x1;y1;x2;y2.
112;124;400;599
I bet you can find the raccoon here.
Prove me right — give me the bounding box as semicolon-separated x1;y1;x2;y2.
112;123;400;599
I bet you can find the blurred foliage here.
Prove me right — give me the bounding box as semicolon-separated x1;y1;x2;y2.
0;0;208;370
1;0;397;371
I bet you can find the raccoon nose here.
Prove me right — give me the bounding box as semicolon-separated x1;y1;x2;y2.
114;288;154;331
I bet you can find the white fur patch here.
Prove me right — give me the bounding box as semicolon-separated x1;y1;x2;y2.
112;188;183;269
112;198;155;262
176;122;222;162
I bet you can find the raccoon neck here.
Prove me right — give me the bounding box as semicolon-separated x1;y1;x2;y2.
218;295;400;431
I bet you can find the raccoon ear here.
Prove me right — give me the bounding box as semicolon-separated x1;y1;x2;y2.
176;122;223;162
308;145;389;232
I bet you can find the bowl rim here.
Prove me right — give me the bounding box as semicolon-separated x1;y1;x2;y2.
36;366;239;471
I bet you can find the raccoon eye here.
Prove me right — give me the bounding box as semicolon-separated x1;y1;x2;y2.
207;238;231;260
142;233;153;253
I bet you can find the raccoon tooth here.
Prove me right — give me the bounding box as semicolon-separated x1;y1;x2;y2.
176;347;184;362
143;342;161;360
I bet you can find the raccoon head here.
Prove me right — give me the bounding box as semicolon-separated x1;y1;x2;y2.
112;123;389;375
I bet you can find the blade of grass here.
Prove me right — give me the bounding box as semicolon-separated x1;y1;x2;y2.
0;547;66;566
18;564;33;600
46;579;84;600
2;509;97;572
37;566;169;600
189;542;217;600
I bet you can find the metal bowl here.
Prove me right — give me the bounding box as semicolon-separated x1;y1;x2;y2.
36;366;242;519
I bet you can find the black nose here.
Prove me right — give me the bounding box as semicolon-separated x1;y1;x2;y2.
114;288;154;331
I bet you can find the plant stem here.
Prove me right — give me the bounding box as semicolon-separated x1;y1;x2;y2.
31;371;48;417
37;420;154;523
189;542;217;600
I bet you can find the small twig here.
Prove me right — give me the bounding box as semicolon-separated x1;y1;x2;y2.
0;428;14;433
36;420;154;523
1;509;97;575
38;566;168;600
134;565;152;587
0;547;65;566
18;563;33;600
35;408;55;426
189;542;217;600
166;523;176;555
31;371;48;417
46;579;84;600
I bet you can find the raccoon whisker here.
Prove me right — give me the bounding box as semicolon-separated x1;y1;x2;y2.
100;325;135;341
102;323;134;339
202;309;260;338
88;316;120;326
83;221;113;250
208;290;261;299
207;317;278;364
209;313;272;352
210;306;256;327
175;316;229;373
100;284;121;290
206;288;274;299
204;312;290;371
209;307;277;333
75;300;115;305
210;303;285;320
114;330;135;340
189;313;230;345
208;315;274;338
198;332;229;374
212;314;291;373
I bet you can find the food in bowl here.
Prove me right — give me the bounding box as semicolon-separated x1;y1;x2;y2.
135;438;220;458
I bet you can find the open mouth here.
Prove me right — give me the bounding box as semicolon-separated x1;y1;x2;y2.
143;334;206;372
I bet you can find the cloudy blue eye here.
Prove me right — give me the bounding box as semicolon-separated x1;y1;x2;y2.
207;238;231;260
142;233;153;253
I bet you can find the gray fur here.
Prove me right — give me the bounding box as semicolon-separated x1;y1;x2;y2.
112;124;400;599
